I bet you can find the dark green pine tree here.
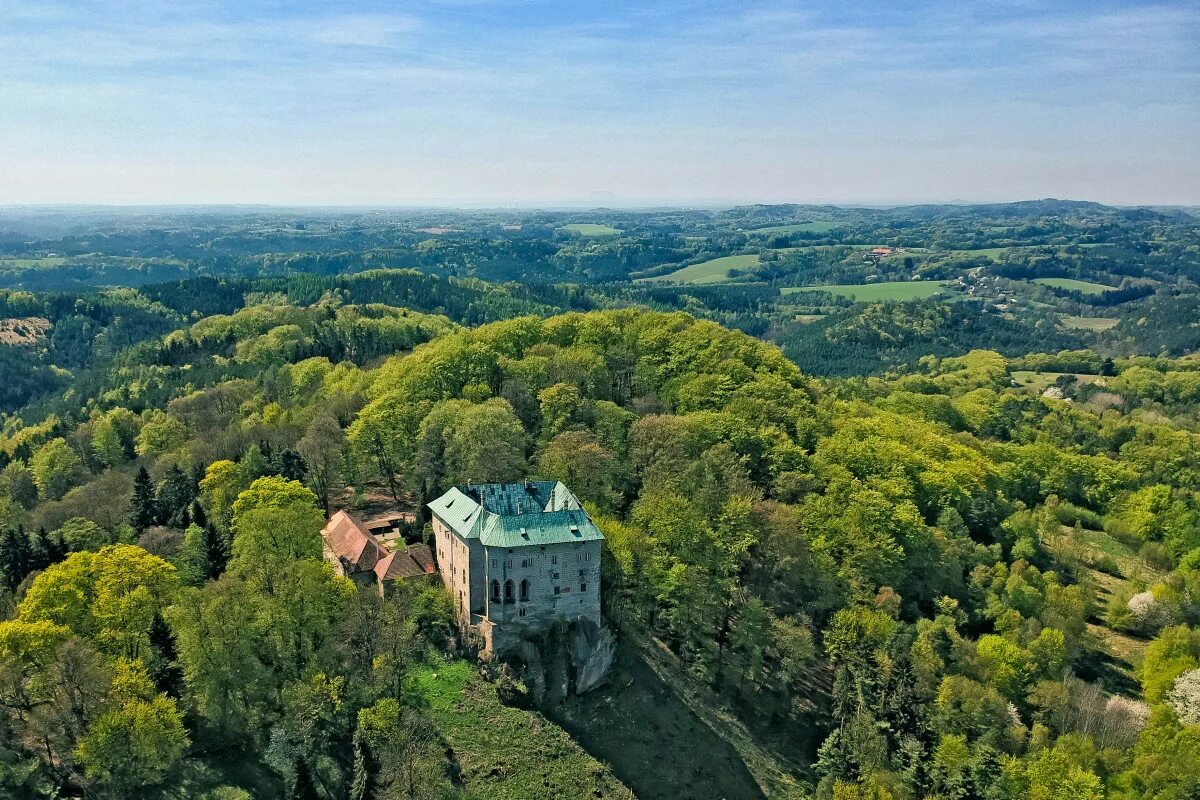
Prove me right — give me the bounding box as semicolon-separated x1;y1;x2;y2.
190;500;208;530
131;466;158;533
155;465;196;528
278;449;307;482
0;526;32;590
148;613;185;699
33;526;67;567
203;524;229;579
291;759;320;800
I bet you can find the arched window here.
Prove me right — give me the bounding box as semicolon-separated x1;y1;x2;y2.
490;580;500;602
504;580;514;603
520;579;530;602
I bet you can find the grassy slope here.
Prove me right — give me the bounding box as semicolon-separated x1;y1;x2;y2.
411;660;635;800
561;223;622;236
0;256;69;270
1045;525;1161;695
551;637;808;800
1010;371;1106;393
749;222;838;235
781;281;953;301
1060;315;1119;332
1033;277;1113;294
643;254;761;284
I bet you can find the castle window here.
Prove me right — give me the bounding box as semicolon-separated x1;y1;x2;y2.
490;580;500;603
581;583;587;592
553;572;560;580
520;579;529;601
551;555;557;565
504;580;514;603
522;558;533;568
554;586;560;595
519;607;527;617
490;558;496;567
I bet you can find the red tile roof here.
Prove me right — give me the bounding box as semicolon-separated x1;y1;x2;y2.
323;511;437;584
321;510;382;571
407;543;436;574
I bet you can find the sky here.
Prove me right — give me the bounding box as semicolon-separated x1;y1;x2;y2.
0;0;1197;206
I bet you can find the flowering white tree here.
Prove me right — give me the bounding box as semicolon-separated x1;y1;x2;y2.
1168;669;1200;726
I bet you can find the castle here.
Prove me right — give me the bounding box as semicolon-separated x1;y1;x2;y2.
428;480;604;654
321;509;436;592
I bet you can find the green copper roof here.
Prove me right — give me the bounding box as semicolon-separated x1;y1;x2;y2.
428;481;604;548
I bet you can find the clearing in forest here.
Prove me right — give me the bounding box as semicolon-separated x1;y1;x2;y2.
781;281;953;301
1033;277;1114;294
0;316;50;344
1060;315;1119;332
643;254;761;284
560;223;622;236
748;221;838;235
1009;370;1106;393
410;659;634;800
0;256;68;270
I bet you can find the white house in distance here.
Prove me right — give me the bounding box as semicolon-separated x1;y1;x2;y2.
428;480;604;654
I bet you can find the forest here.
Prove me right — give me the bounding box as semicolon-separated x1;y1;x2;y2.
0;202;1199;799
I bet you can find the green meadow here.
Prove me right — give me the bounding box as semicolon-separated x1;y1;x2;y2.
1033;277;1114;294
643;254;760;284
782;281;953;301
749;221;838;235
1060;315;1119;332
560;223;622;236
0;256;68;269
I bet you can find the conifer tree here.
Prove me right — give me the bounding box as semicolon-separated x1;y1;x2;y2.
203;524;229;579
149;612;185;699
291;759;320;800
0;526;31;590
131;466;157;533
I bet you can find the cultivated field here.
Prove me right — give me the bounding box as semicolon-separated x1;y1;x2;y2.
1033;278;1114;294
782;281;953;301
643;254;760;284
749;221;838;235
560;223;622;236
1060;315;1119;332
0;256;68;269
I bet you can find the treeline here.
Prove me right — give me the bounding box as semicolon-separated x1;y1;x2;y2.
1;304;1200;797
776;300;1083;377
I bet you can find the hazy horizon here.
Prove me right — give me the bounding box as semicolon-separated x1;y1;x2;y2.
3;0;1198;206
0;197;1197;213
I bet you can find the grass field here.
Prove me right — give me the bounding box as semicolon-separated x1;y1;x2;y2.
781;281;952;301
560;223;622;236
1044;524;1161;690
1061;315;1119;332
411;659;633;799
1033;277;1114;294
748;221;838;235
1010;370;1105;393
0;256;68;269
642;254;760;284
